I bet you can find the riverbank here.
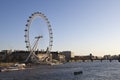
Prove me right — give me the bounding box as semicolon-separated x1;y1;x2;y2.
0;63;15;67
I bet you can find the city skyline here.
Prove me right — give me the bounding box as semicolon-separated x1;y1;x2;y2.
0;0;120;56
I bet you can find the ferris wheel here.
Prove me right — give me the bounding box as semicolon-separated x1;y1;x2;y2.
24;12;53;62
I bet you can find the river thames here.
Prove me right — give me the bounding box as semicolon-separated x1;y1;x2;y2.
0;60;120;80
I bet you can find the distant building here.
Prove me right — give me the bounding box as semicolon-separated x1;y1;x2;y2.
11;50;29;62
0;50;67;63
51;51;59;60
37;51;47;59
0;50;12;62
1;50;12;55
58;53;65;62
0;52;6;62
50;51;65;62
60;51;72;62
36;51;52;61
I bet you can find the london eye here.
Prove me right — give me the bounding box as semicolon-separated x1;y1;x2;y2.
24;12;53;62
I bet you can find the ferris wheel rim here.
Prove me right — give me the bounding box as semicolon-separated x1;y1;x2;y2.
24;12;53;51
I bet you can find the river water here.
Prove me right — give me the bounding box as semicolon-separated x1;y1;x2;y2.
0;60;120;80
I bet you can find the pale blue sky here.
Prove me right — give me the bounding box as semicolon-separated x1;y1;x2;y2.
0;0;120;56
